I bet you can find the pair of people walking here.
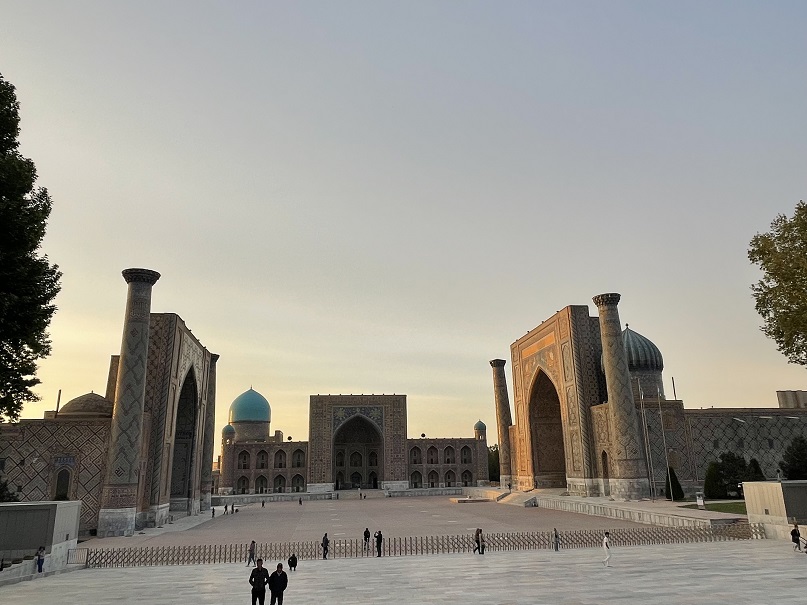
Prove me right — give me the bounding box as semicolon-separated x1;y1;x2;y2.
249;560;288;605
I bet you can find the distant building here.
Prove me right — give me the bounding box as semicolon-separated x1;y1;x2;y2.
217;392;489;494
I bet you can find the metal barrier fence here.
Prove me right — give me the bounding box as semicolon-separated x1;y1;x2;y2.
77;523;764;568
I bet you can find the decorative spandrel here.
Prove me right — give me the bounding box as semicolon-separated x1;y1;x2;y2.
332;406;384;432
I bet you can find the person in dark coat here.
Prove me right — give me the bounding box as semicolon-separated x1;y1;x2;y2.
473;528;481;554
249;559;270;605
363;528;371;552
792;524;801;551
375;530;383;557
287;553;297;571
268;563;289;605
322;533;330;559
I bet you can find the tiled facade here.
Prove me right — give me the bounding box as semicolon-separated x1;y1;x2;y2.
218;394;489;494
498;295;807;498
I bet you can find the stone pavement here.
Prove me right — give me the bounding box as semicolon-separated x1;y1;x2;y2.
84;495;647;549
5;540;806;604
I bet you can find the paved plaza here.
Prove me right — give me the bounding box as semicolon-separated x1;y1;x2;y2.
5;539;806;604
84;495;647;549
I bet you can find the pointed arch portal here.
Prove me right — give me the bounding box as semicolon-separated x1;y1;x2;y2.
333;415;383;489
528;370;567;488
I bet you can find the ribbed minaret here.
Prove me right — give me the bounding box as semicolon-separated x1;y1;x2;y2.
490;359;513;489
592;293;649;500
98;268;160;536
200;353;219;511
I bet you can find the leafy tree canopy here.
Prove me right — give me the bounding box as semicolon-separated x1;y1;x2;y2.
780;435;807;480
0;72;61;422
749;201;807;366
488;444;500;482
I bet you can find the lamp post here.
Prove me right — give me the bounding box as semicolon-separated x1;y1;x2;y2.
636;381;656;501
658;389;673;501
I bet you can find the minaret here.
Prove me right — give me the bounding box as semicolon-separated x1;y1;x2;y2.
98;268;160;536
490;359;513;489
592;293;649;499
200;353;219;511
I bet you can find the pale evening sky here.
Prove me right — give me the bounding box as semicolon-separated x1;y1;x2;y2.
2;2;806;447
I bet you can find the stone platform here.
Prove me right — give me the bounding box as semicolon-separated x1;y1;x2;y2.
4;540;806;604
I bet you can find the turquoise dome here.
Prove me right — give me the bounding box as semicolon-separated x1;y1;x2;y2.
622;325;664;372
222;424;236;437
474;419;487;431
228;388;271;423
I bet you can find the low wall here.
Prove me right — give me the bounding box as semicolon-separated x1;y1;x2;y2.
531;495;713;529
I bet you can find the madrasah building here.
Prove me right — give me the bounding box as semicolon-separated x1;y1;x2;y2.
492;293;807;500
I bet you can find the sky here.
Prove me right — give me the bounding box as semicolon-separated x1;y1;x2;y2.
2;2;806;447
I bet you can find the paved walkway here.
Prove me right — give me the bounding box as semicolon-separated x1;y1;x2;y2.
5;540;805;604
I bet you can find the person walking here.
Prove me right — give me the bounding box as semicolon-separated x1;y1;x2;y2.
247;540;257;566
224;503;228;515
479;532;486;555
473;528;481;554
211;507;215;518
553;528;560;552
268;562;288;605
375;530;383;557
602;531;611;567
298;497;302;505
363;528;371;552
792;524;802;551
249;559;270;605
322;533;330;559
287;553;297;572
35;546;45;573
262;500;265;508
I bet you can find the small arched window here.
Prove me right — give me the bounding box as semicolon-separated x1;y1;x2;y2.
368;451;378;467
461;446;472;464
410;447;422;465
292;449;305;468
238;451;251;470
274;450;286;469
55;468;71;500
335;451;345;467
444;446;455;464
350;451;363;467
427;447;438;464
257;450;269;469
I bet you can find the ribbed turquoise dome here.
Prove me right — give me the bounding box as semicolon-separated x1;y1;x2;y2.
474;419;487;431
622;325;664;372
222;424;236;437
228;388;271;423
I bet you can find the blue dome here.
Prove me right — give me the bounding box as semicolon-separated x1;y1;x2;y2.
622;325;664;372
228;388;271;423
222;424;236;436
474;419;487;431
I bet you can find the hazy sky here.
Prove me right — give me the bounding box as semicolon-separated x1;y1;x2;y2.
2;2;806;445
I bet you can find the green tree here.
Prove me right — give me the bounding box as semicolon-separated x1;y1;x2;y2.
0;478;20;502
0;72;61;422
703;461;726;499
488;444;500;482
749;201;807;366
664;467;685;501
718;451;749;497
747;458;766;481
780;435;807;480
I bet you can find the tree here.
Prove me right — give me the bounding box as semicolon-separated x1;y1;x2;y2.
0;478;19;502
747;458;766;481
703;461;726;499
780;435;807;480
487;444;500;482
664;467;685;501
749;201;807;366
0;72;61;422
718;451;748;497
